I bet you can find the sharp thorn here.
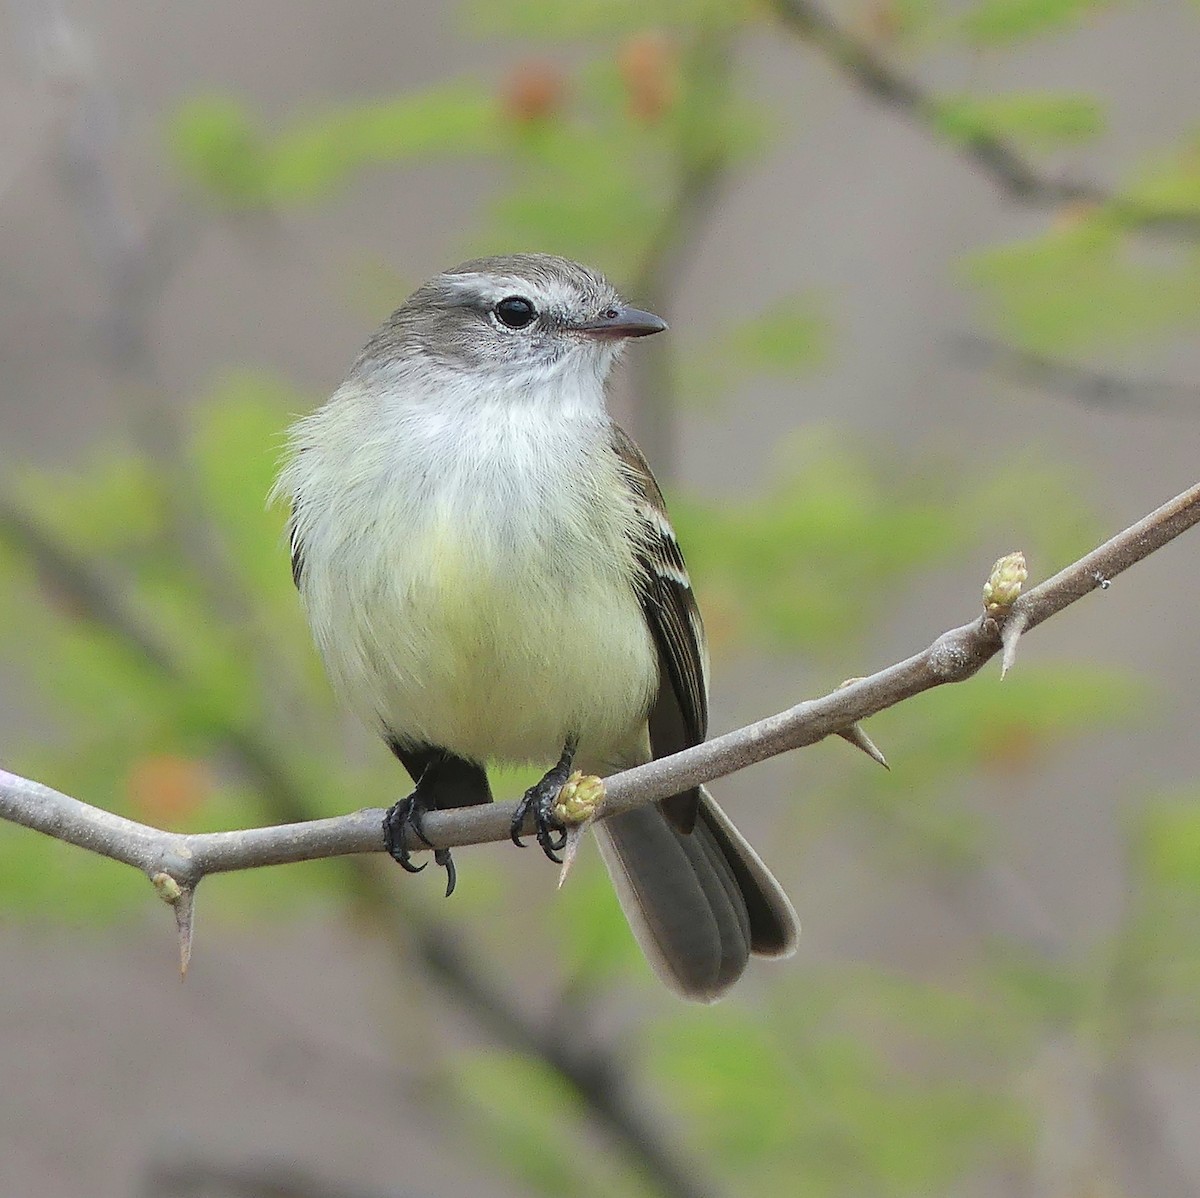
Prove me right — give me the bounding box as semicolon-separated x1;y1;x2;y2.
174;886;195;979
1000;611;1028;680
837;723;889;770
556;823;591;889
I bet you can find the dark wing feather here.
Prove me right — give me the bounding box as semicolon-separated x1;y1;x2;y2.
288;517;305;589
610;423;708;833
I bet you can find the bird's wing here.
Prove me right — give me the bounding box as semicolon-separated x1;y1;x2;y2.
287;517;305;589
610;422;708;833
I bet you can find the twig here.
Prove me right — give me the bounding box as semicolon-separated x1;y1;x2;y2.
768;0;1200;236
4;479;1199;881
952;333;1200;413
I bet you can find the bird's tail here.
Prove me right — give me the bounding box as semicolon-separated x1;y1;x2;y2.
593;787;799;1001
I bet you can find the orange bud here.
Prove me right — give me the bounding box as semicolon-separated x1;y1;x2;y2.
861;0;903;44
978;722;1040;773
1052;200;1100;230
126;754;212;823
503;59;567;125
618;32;678;124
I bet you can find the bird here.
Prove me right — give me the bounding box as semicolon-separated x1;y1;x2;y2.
273;253;799;1000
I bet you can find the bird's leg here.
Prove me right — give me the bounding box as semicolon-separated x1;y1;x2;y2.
510;736;578;864
383;776;458;898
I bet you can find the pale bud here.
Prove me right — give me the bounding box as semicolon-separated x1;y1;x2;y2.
983;551;1028;616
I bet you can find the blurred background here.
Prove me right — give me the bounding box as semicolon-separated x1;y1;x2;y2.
2;1;1200;1196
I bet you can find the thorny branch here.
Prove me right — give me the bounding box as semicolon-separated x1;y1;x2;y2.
4;479;1200;921
768;0;1200;236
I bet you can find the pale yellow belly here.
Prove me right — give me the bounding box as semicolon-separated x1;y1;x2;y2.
313;516;659;768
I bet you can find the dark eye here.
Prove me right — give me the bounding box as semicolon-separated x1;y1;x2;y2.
494;296;537;329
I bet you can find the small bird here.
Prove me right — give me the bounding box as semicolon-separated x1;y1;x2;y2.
274;254;798;1000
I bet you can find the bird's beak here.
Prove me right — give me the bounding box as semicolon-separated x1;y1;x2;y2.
571;306;668;339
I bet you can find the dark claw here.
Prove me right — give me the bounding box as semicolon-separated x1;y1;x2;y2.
384;794;455;892
509;788;565;863
435;848;457;898
384;797;424;871
510;739;576;864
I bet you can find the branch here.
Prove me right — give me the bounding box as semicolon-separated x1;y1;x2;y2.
768;0;1200;236
626;30;734;480
4;479;1199;885
952;333;1200;413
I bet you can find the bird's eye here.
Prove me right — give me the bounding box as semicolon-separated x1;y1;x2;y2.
494;296;537;329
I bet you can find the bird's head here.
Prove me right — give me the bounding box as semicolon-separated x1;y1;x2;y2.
356;253;667;403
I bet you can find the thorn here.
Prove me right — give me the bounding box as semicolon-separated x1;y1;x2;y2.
1000;610;1028;680
837;724;890;770
152;871;194;978
557;825;591;889
834;678;889;770
174;887;195;978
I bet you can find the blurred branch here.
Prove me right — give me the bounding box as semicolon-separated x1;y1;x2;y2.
11;0;200;376
13;0;311;708
768;0;1200;236
627;33;734;479
4;479;1200;877
143;1153;399;1198
627;149;728;477
952;332;1200;413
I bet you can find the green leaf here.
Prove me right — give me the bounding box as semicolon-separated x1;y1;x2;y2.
168;96;272;206
1136;800;1200;888
1123;133;1200;219
965;219;1200;353
169;85;501;208
960;0;1118;45
725;298;831;374
934;92;1104;151
266;85;502;202
190;372;303;598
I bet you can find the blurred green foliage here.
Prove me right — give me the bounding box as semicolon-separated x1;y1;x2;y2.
3;0;1199;1197
959;0;1121;45
933;92;1105;151
966;220;1200;353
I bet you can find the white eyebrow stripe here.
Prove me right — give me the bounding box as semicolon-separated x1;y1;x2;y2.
440;273;545;301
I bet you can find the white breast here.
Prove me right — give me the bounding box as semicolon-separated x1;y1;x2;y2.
278;378;659;770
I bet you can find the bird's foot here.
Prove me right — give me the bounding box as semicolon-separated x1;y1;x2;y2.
510;740;578;864
383;794;457;897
